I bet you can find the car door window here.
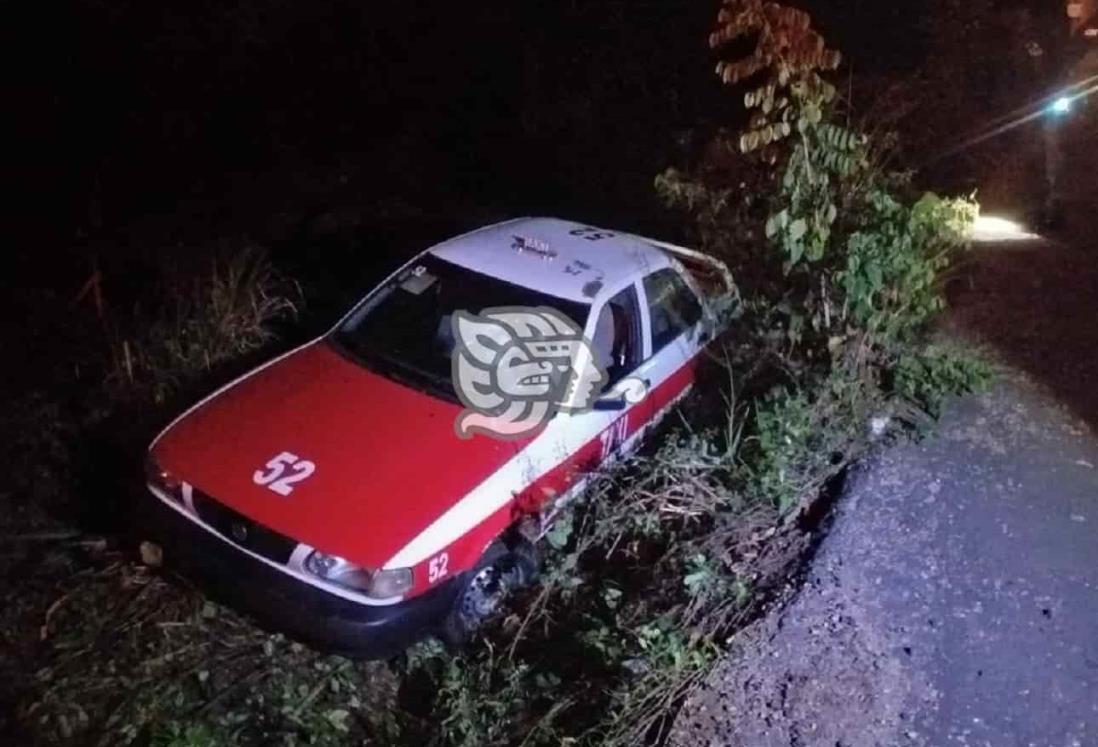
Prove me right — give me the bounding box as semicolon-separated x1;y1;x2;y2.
590;285;642;388
643;268;702;353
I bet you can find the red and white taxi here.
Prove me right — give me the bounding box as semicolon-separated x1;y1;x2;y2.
144;218;735;656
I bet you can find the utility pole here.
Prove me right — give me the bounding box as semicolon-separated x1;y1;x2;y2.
1040;1;1093;226
1042;2;1098;227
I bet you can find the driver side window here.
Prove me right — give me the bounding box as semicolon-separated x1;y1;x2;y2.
590;285;642;389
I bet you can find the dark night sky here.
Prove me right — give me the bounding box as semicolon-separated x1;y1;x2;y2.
13;0;1060;269
21;2;923;239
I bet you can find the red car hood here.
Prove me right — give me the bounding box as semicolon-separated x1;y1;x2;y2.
151;340;519;569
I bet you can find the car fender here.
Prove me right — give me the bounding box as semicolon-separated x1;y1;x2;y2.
406;501;518;596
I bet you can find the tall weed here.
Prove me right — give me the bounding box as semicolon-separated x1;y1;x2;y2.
106;246;300;400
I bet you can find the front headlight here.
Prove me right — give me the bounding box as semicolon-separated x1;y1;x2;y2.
305;551;413;598
145;452;182;501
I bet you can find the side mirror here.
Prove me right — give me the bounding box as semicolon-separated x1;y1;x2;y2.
592;377;650;411
592;396;627;412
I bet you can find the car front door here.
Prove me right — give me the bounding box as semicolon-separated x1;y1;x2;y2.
510;282;647;515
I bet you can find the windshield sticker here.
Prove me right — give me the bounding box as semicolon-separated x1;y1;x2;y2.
400;269;438;295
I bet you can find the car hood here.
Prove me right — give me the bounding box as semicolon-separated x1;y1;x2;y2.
151;340;519;569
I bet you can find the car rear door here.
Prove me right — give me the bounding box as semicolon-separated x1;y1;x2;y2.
636;266;707;427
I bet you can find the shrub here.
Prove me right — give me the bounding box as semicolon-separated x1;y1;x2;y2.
840;190;976;343
892;344;994;418
106;246;301;400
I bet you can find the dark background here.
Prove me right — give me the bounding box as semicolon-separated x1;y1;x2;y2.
8;0;1070;380
21;1;942;251
1;3;1090;741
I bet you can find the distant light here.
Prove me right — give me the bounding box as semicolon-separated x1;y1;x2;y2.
1051;96;1072;115
1085;27;1098;37
968;215;1039;242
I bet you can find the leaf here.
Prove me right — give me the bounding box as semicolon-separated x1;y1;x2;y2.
789;238;804;265
325;709;350;733
867;263;883;289
546;516;573;550
602;586;623;609
765;213;781;239
683;569;711;594
789;218;807;241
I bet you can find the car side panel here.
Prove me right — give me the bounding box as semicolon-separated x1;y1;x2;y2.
407;502;515;596
413;345;703;591
402;295;707;593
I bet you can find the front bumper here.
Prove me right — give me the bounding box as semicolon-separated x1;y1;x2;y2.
141;489;460;659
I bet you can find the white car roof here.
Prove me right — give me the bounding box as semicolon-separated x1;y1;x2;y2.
427;217;673;304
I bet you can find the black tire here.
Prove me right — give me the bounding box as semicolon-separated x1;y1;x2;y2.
440;538;539;646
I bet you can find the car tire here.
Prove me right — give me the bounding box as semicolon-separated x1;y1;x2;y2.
440;538;539;646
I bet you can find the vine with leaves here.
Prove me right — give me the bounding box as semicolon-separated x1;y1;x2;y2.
661;0;975;369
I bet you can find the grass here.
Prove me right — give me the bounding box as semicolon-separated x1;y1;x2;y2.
104;245;301;401
20;553;399;745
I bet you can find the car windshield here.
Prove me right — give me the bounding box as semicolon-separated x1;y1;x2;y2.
330;255;590;401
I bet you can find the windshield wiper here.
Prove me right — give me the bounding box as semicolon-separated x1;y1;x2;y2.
329;337;458;404
386;356;459;404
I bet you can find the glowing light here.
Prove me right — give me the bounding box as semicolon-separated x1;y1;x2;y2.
928;75;1098;165
968;215;1039;242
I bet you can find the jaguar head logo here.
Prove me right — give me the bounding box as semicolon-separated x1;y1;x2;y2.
451;307;606;439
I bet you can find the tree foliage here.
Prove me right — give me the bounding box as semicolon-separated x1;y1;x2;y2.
661;0;976;371
711;0;842;159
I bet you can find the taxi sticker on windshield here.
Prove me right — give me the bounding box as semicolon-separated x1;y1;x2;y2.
400;266;437;295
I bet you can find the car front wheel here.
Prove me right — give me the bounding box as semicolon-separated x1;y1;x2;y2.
440;539;538;646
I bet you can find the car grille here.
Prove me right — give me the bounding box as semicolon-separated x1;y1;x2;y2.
191;489;298;565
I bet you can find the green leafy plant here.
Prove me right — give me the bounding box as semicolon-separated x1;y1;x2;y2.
893;344;994;418
150;721;227;747
840;191;976;342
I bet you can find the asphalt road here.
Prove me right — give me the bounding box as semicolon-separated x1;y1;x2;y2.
673;238;1098;746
